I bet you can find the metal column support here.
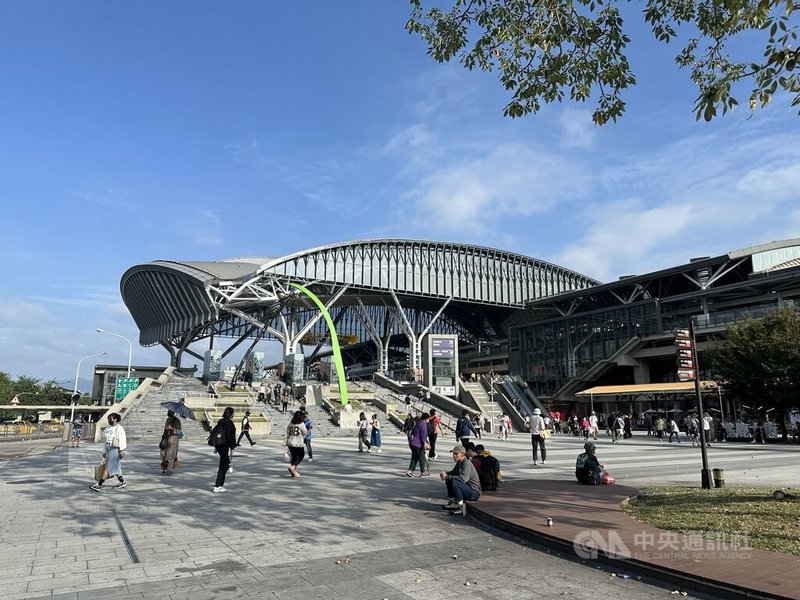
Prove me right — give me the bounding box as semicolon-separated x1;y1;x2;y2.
390;290;454;373
389;290;418;370
356;298;396;374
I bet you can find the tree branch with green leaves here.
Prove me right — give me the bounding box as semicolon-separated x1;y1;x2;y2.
407;0;800;123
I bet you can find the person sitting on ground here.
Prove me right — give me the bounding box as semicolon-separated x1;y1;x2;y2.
575;442;604;485
474;443;501;491
440;444;482;515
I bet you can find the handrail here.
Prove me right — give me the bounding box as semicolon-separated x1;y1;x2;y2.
94;367;173;442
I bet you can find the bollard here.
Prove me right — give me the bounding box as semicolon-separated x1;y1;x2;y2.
712;468;725;488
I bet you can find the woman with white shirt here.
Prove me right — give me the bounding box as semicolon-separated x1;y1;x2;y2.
530;408;547;466
90;412;127;491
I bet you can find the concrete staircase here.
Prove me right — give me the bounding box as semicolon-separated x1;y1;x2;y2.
461;381;501;428
121;375;210;443
204;386;272;435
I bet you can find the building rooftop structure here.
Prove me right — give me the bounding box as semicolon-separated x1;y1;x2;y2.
120;239;598;370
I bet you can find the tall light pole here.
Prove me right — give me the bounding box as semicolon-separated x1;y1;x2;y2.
71;351;106;422
96;328;132;377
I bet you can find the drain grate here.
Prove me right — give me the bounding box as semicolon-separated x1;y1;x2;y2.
5;479;47;485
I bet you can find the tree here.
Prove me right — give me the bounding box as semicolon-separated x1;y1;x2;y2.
406;0;800;124
708;307;800;417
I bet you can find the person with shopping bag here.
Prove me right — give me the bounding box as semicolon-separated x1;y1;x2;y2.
90;413;127;491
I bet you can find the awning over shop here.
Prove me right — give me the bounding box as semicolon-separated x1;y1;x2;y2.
576;381;719;397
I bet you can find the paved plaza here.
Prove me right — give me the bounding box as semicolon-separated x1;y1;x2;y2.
0;432;797;600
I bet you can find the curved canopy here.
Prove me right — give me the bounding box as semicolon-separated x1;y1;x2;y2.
121;239;599;350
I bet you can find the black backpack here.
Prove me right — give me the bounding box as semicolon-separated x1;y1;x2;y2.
208;421;228;447
479;455;500;492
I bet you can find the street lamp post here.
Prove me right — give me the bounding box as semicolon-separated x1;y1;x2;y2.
96;328;132;377
71;352;106;422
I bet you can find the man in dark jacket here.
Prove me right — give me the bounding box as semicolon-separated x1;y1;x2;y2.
440;444;481;515
455;411;479;446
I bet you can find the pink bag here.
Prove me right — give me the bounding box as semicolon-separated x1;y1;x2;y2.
601;471;615;485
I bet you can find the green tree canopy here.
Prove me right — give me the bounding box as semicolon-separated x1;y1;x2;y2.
407;0;800;124
709;307;800;416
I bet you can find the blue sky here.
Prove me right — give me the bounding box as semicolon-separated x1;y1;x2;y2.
1;2;798;383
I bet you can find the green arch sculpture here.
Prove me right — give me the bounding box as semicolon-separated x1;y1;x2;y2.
287;283;349;406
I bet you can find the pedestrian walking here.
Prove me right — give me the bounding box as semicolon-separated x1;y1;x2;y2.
688;415;700;446
427;408;441;458
668;418;681;443
588;411;599;440
237;411;256;446
357;412;372;452
71;415;83;447
160;409;182;475
90;413;127;491
455;411;478;446
210;407;236;493
530;408;547;466
370;413;382;453
406;412;430;477
285;410;308;477
703;412;713;446
499;413;510;441
302;409;314;461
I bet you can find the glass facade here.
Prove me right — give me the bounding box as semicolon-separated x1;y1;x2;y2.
509;300;663;398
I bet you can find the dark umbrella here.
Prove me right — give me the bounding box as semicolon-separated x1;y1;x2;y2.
160;400;196;420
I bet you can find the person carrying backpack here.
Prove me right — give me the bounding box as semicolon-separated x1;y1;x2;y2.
455;411;478;446
208;407;236;493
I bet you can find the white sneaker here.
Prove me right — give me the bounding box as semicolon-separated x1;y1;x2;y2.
228;466;234;473
377;448;381;453
212;486;227;493
307;458;313;462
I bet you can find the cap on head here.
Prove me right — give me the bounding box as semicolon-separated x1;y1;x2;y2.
245;411;251;415
584;442;596;451
533;408;541;415
452;445;466;455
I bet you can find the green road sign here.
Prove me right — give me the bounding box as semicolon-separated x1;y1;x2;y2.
115;376;139;400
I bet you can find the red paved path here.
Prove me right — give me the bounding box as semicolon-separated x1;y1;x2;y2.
469;480;800;600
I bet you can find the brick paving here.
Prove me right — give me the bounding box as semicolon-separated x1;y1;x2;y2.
0;434;796;599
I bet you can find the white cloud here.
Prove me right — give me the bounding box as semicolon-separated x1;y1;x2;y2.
399;142;590;235
73;187;133;211
552;123;800;280
175;208;224;246
557;108;597;149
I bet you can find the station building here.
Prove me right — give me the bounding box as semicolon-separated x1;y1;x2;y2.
120;238;800;415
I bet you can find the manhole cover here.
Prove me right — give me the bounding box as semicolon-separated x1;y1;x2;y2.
5;479;47;485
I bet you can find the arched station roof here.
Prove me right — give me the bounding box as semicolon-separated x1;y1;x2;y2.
121;239;599;352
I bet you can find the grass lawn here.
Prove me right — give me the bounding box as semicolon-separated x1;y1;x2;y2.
623;487;800;555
